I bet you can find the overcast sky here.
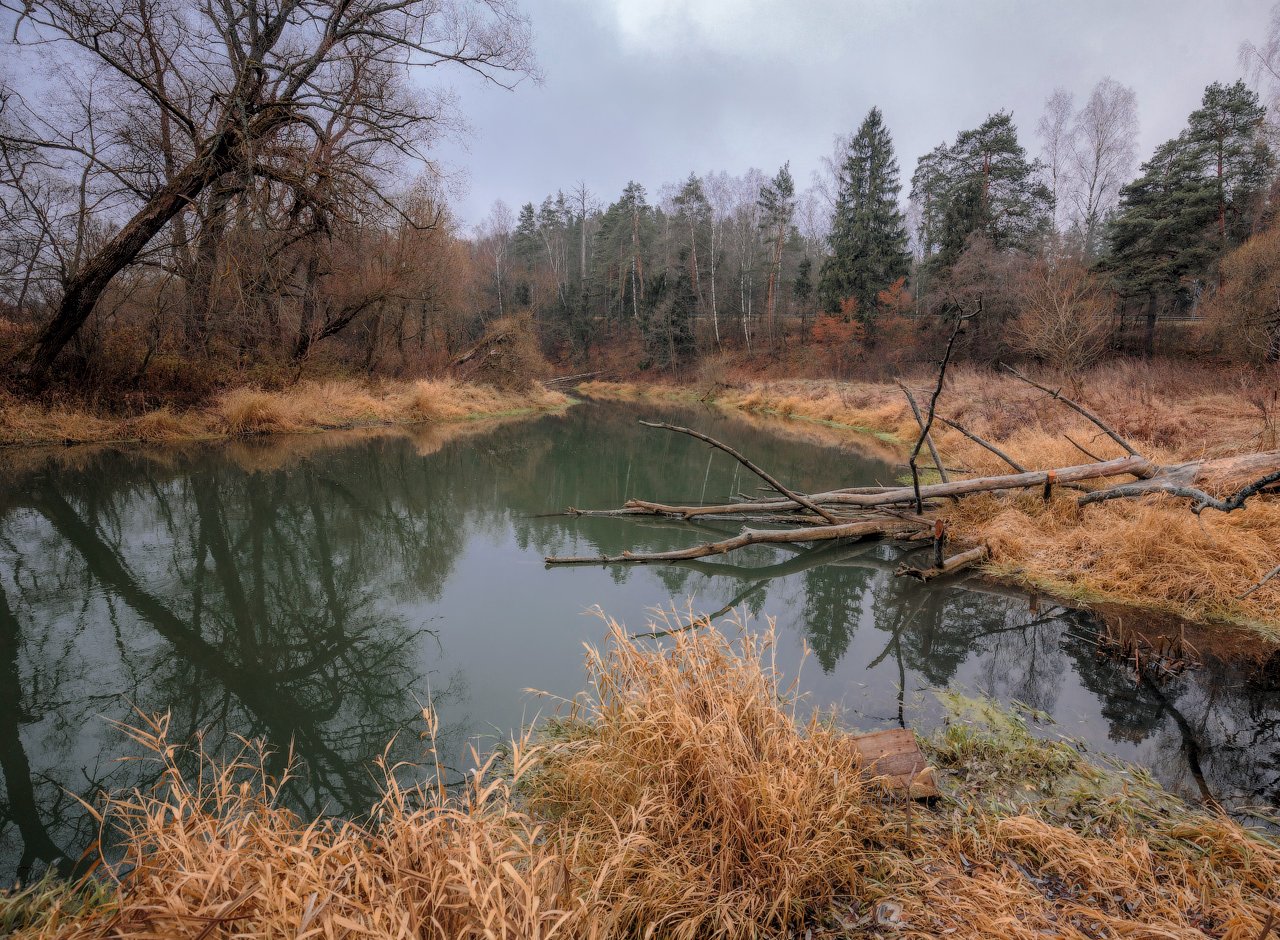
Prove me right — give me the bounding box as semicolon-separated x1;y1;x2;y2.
433;0;1273;226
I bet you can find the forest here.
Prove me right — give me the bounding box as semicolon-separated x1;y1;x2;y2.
2;0;1280;407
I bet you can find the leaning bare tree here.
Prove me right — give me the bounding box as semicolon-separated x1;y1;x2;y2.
0;0;537;382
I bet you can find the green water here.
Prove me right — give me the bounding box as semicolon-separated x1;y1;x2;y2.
1;401;1276;881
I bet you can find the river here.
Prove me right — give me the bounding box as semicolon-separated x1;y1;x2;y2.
1;400;1276;882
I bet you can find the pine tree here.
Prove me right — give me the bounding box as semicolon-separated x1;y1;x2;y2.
817;107;911;319
910;112;1053;275
1104;81;1274;353
1185;80;1273;247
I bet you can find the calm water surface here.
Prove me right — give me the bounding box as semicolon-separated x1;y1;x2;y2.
1;401;1277;881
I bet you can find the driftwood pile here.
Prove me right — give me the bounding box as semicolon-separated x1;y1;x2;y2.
545;363;1280;582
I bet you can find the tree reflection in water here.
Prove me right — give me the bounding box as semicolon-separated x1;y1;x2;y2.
1;402;1276;884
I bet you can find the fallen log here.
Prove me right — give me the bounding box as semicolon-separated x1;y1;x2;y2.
545;516;915;565
896;544;989;582
1079;451;1280;513
615;455;1151;519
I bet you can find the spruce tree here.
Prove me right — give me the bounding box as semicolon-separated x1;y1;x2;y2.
818;107;911;318
757;163;796;336
641;263;697;371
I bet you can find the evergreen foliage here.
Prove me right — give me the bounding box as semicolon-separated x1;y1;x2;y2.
818;108;911;318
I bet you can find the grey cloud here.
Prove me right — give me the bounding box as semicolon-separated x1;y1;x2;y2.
430;0;1270;224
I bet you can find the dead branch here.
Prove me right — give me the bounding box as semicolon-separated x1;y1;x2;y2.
638;420;841;524
543;370;603;387
896;545;989;582
1064;434;1106;463
1239;563;1280;600
1002;364;1143;459
898;382;949;484
935;414;1027;473
909;310;972;513
545;516;910;565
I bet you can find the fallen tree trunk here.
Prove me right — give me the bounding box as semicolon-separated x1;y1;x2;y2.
896;545;989;582
1079;451;1280;513
546;516;917;565
614;455;1151;519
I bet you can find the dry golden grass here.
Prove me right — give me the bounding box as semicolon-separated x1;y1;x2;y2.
0;379;570;447
11;616;1279;939
583;363;1280;631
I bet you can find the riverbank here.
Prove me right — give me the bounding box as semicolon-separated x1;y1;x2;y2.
4;617;1276;939
579;364;1280;635
0;378;571;448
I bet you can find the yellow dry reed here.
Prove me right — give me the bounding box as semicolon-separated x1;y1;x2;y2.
12;615;1279;939
0;379;569;447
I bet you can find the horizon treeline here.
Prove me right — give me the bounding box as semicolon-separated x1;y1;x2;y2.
479;73;1279;376
2;0;1280;406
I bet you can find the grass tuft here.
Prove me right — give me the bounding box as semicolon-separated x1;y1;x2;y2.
13;613;1280;939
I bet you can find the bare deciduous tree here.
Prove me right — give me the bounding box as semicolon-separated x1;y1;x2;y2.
1068;78;1139;255
1037;88;1075;232
1;0;537;381
1037;79;1138;256
1010;254;1115;374
475;199;515;319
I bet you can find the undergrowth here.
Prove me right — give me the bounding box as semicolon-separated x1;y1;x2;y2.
5;614;1277;939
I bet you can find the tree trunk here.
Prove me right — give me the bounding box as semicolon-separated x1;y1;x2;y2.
22;133;240;381
1143;294;1158;358
187;180;234;352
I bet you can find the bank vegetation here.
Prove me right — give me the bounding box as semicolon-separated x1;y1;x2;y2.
578;360;1280;634
2;617;1276;939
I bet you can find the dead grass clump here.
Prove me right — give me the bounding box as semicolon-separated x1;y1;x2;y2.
0;397;119;446
213;388;303;435
530;612;906;936
19;711;579;940
0;378;567;447
947;492;1280;629
125;407;200;443
11;616;1280;939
